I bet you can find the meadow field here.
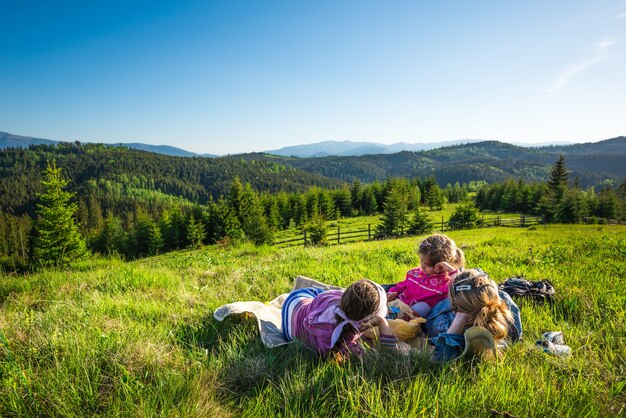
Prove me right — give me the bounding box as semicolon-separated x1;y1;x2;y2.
1;224;625;417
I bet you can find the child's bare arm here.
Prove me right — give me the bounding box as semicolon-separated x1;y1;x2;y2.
434;261;458;274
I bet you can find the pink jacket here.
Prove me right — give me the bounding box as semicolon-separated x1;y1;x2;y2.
389;267;459;308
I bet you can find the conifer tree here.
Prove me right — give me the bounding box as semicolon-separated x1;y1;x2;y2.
185;214;205;249
547;155;568;200
407;206;433;235
32;161;87;267
423;176;444;210
350;180;363;214
377;184;409;237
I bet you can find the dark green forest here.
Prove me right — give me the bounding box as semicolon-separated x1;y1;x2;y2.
231;137;626;187
0;141;624;272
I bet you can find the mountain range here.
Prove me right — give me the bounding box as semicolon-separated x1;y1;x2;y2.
1;130;574;158
1;132;624;217
263;139;575;157
0;131;218;158
230;137;626;189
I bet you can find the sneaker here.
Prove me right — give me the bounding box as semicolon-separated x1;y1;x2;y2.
536;339;571;356
462;326;497;359
542;331;565;345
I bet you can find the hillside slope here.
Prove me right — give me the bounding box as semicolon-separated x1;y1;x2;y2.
238;138;626;187
0;225;624;416
0;143;345;215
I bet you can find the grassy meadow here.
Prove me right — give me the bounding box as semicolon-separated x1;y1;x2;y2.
1;224;625;416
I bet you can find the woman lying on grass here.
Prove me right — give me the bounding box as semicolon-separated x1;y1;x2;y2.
281;279;398;356
426;269;523;361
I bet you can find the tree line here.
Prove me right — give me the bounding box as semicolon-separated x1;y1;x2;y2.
1;154;624;272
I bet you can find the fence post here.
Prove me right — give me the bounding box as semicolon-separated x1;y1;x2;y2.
303;230;307;246
337;226;341;244
441;216;445;232
368;224;371;240
521;214;525;227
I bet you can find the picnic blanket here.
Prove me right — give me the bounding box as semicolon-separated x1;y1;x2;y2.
213;276;342;348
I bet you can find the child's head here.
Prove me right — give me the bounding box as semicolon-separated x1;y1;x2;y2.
418;234;465;273
340;279;387;321
449;269;513;341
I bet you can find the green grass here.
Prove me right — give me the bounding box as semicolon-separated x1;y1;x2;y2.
274;204;534;244
1;225;625;416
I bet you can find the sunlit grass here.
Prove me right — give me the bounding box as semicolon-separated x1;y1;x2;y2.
1;225;625;416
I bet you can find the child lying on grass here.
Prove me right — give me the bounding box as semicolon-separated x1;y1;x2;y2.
427;269;522;361
281;279;399;356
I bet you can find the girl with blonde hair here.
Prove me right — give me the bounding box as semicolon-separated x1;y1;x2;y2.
428;269;522;361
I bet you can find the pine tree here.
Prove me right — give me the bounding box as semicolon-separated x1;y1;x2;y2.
32;161;87;267
377;184;409;237
423;176;444;210
185;214;205;249
547;155;568;200
350;180;363;214
407;206;433;235
448;201;480;230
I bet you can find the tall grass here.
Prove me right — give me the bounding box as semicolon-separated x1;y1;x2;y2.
1;225;625;416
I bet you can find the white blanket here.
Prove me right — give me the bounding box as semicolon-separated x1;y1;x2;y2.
213;276;343;348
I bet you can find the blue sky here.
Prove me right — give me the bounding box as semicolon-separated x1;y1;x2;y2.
1;1;625;154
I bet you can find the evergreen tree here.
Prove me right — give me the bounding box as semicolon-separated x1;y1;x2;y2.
91;213;126;256
262;195;281;231
350;180;363;214
185;214;205;249
162;207;186;250
318;190;337;219
407;206;433;235
212;201;244;243
377;184;409;237
448;201;480;230
134;216;163;257
557;188;587;223
32;161;87;267
423;176;444;210
244;204;274;245
595;187;619;220
304;213;328;246
547;155;568;201
361;187;378;215
333;187;353;217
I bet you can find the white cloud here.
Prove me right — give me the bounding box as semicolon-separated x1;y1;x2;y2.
617;13;626;19
546;38;615;93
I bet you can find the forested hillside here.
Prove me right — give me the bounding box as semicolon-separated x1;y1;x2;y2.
239;137;626;187
0;143;344;217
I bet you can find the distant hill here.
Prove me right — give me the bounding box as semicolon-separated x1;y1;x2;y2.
0;143;344;216
264;139;486;157
233;137;626;188
0;131;218;158
0;131;57;147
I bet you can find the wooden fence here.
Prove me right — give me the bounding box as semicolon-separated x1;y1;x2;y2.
273;214;546;248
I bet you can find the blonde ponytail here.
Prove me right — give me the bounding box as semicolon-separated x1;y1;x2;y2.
473;299;513;341
449;269;514;344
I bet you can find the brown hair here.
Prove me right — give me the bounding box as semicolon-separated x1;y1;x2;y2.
340;279;380;321
449;269;513;342
418;234;465;268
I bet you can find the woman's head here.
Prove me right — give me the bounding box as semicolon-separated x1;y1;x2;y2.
418;234;465;273
340;279;386;321
449;269;513;341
